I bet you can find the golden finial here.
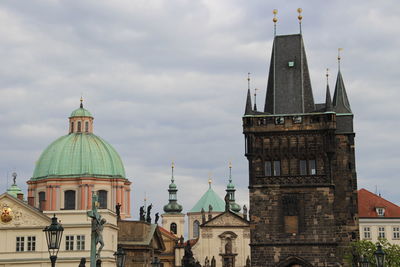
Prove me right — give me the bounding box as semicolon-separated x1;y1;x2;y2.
80;96;83;108
208;172;212;188
273;9;278;36
172;161;175;169
229;161;232;169
297;8;303;21
297;8;303;34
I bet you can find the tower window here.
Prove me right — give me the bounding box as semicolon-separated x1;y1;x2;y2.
265;161;272;176
64;190;76;210
70;122;74;133
193;220;200;239
300;160;307;175
38;191;46;210
265;161;281;176
170;223;177;234
309;160;316;175
299;160;317;175
273;161;281;176
77;121;81;132
85;121;89;132
98;190;107;209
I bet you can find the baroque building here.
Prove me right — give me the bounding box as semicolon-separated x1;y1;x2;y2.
242;29;359;265
358;188;400;245
27;100;131;218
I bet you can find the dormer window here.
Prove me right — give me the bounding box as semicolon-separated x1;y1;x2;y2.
376;207;385;217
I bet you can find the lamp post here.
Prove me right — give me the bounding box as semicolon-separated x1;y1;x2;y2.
359;255;369;267
43;214;64;267
374;243;386;267
113;247;126;267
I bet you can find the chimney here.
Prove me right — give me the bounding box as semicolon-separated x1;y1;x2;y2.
17;193;24;201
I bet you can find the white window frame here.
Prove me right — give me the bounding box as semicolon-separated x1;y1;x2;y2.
378;226;386;239
76;235;85;250
363;227;371;239
393;226;400;240
65;235;74;251
16;236;25;252
27;236;36;251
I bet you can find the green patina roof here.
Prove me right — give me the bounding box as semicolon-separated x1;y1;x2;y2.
70;107;93;118
31;133;126;180
7;184;24;199
189;187;225;213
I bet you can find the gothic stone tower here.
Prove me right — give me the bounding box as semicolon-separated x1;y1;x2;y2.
243;33;358;266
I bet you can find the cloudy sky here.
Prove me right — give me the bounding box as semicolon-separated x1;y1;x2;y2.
0;0;399;221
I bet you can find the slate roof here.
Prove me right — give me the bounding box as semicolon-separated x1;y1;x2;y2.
333;71;352;113
358;188;400;218
264;34;315;114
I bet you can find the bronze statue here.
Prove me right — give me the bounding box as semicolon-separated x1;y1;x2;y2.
139;206;145;221
155;212;159;224
78;257;86;267
201;208;206;223
115;203;121;219
146;204;152;223
94;218;106;257
224;193;230;211
211;256;216;267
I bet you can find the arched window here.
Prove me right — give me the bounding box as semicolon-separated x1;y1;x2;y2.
85;121;89;132
170;223;177;234
64;190;76;210
193;220;200;238
39;191;46;210
77;121;81;132
70;122;74;133
98;190;107;209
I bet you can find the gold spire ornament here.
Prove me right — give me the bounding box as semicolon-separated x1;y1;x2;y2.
297;8;303;34
273;9;278;36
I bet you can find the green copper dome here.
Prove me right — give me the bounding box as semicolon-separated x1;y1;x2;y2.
31;133;126;180
189;186;225;213
7;184;24;199
70;107;93;118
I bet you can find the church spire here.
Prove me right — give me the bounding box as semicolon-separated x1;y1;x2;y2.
332;69;352;113
244;73;253;115
325;68;333;112
226;162;241;213
163;162;183;213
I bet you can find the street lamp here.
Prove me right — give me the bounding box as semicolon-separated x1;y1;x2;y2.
359;255;369;267
113;246;126;267
151;256;161;267
374;243;386;267
43;214;64;267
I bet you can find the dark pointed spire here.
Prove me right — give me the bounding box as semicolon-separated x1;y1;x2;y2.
332;71;352;113
325;68;333;112
244;73;253;115
264;34;315;114
80;96;83;108
253;88;258;111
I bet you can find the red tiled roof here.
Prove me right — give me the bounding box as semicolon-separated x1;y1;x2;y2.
358;188;400;218
158;226;178;240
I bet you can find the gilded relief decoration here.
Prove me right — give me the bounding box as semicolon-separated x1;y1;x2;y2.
1;205;13;223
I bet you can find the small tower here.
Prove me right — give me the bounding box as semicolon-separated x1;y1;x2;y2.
161;162;185;237
226;162;241;213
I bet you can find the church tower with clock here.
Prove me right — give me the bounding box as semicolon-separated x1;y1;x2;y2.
243;11;359;266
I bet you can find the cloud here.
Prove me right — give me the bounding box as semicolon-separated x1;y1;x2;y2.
0;0;399;223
